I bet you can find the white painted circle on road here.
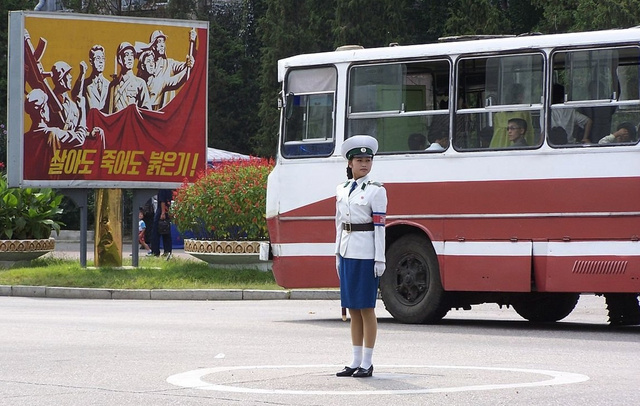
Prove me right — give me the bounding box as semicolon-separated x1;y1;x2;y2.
167;364;589;395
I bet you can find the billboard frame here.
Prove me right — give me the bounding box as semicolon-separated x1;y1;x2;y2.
7;11;209;189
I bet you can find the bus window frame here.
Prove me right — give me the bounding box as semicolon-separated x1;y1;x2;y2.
548;44;640;148
281;65;338;159
345;58;452;155
453;51;546;152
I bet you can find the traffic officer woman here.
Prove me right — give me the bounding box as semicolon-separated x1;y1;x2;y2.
335;135;387;378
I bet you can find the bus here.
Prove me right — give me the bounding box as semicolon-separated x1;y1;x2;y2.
265;28;640;325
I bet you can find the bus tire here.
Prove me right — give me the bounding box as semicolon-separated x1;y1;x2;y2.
512;293;579;322
604;293;640;325
380;234;449;324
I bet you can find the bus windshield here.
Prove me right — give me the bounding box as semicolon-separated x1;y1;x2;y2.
282;67;336;157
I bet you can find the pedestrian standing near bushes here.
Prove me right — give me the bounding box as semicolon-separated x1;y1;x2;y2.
149;189;173;260
334;135;387;378
138;208;151;254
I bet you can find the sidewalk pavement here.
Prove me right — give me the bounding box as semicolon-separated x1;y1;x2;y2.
51;240;194;261
0;238;341;301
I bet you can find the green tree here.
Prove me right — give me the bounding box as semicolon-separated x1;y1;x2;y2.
207;0;262;155
444;0;505;36
530;0;580;33
334;0;409;48
504;0;543;34
162;0;199;20
573;0;640;31
532;0;640;33
253;0;336;156
402;0;450;44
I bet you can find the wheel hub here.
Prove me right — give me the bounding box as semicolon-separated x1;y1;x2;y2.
395;256;428;304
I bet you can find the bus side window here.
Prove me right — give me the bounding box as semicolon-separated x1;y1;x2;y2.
550;47;640;147
347;60;450;153
456;53;543;151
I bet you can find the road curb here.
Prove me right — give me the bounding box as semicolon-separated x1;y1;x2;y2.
0;285;339;301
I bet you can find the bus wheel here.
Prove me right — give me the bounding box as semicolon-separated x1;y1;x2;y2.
604;293;640;325
380;234;448;324
512;293;579;322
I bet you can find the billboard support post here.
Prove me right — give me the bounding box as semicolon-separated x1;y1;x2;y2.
94;189;122;267
62;189;89;267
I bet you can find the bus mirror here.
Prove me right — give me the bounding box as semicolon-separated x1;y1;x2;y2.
285;92;295;119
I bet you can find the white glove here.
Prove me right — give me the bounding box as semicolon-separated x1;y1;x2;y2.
336;255;341;278
374;261;385;277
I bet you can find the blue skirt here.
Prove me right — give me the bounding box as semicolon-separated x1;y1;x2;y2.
339;256;379;309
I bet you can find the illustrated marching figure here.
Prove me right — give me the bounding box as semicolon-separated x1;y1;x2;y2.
335;135;387;378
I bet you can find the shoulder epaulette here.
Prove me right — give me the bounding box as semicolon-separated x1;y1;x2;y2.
367;181;383;187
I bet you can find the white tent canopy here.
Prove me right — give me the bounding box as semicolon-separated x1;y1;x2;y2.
207;147;250;164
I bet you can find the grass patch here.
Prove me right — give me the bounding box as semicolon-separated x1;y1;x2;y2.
0;256;281;290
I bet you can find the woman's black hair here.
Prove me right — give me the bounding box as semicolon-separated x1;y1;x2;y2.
617;122;637;141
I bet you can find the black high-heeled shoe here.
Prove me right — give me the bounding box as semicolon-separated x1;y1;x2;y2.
352;365;373;378
336;366;358;377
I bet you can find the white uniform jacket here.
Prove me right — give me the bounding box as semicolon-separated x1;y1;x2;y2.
335;175;387;263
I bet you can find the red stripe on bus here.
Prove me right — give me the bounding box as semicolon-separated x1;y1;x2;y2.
278;176;640;219
272;256;339;289
270;252;640;292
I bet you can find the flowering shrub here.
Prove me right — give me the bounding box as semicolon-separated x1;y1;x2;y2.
171;157;274;241
0;173;65;239
0;122;65;239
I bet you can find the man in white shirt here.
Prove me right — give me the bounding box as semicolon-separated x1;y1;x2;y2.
426;130;449;151
551;83;593;143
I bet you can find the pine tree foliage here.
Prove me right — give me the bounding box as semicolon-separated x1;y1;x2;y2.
334;0;407;48
253;0;335;156
444;0;505;36
573;0;640;31
207;0;262;154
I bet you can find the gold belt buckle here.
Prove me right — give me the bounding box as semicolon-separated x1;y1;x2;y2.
344;223;352;232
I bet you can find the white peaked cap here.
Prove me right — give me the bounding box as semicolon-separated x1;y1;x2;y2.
341;135;379;160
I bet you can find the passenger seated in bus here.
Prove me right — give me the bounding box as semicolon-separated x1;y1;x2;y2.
489;83;535;148
429;113;449;142
598;122;637;144
551;83;593;144
426;130;449;151
407;133;427;150
454;96;472;148
548;126;568;146
476;126;494;148
579;80;617;143
506;118;528;147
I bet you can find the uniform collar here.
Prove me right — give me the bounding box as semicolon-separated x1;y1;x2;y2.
353;174;370;186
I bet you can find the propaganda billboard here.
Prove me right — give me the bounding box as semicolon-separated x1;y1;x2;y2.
7;11;208;188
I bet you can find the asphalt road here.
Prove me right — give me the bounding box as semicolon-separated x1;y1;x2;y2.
1;294;638;405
